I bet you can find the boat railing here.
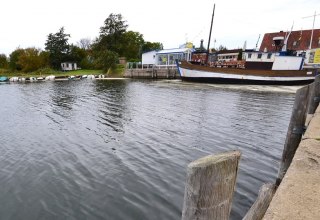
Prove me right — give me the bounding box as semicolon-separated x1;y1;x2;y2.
126;62;177;70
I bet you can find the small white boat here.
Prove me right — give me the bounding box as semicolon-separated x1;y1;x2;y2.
29;77;37;82
98;74;105;79
9;77;19;82
45;75;55;81
81;75;88;79
68;75;76;80
87;75;95;79
18;77;26;82
37;77;44;81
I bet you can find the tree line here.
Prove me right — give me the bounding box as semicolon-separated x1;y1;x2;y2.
0;13;163;73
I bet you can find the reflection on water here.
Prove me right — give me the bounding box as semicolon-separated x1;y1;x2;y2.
0;80;295;220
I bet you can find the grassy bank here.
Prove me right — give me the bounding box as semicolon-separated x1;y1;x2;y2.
0;64;126;78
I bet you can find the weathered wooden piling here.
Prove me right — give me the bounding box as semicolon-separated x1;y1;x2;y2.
181;151;241;220
276;85;310;185
242;183;276;220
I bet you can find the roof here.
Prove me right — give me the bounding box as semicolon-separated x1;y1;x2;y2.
259;29;320;52
217;49;242;54
156;48;194;54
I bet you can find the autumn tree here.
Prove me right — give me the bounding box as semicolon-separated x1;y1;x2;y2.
0;54;8;68
17;48;48;72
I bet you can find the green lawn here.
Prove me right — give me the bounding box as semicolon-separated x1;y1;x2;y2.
1;66;125;78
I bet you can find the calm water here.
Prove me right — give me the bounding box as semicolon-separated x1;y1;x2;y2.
0;79;297;220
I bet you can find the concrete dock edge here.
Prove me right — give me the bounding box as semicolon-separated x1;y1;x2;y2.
263;105;320;220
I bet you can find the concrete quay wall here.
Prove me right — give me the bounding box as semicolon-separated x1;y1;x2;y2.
124;68;180;79
263;105;320;220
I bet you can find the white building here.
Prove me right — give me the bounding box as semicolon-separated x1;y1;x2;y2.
61;62;77;71
142;51;157;65
142;48;194;67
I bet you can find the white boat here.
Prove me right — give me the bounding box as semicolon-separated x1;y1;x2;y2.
45;75;55;81
87;75;96;79
9;77;19;82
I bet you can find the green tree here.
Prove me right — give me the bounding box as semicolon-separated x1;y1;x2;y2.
0;54;8;68
45;27;71;69
9;48;24;71
121;31;144;61
96;13;128;54
93;50;118;72
100;13;128;36
142;41;163;53
217;45;227;52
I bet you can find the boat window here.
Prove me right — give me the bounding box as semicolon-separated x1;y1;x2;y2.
257;53;262;59
267;53;272;59
248;53;252;59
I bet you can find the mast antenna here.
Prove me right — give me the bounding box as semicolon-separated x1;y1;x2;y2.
255;34;261;51
206;3;215;65
302;11;320;49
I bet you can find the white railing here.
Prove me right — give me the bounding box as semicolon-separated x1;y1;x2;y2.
126;63;177;70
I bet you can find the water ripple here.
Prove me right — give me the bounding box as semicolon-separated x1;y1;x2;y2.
0;80;295;220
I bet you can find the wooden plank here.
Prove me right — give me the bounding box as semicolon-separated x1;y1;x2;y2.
182;151;241;220
276;85;310;185
242;183;276;220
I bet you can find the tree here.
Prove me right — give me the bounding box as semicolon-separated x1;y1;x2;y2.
17;48;48;72
100;13;128;36
92;50;118;73
217;45;227;52
95;13;128;54
45;27;71;69
0;54;8;69
9;48;24;71
142;41;163;53
121;31;144;61
77;38;92;50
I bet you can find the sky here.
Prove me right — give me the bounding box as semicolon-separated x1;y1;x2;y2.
1;0;320;56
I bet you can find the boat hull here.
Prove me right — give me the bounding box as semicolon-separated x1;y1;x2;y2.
180;76;314;85
177;61;316;85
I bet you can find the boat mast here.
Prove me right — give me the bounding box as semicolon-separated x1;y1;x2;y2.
303;11;320;49
206;3;216;65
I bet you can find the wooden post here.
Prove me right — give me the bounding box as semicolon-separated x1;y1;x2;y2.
307;75;320;115
276;85;310;186
182;151;241;220
242;183;276;220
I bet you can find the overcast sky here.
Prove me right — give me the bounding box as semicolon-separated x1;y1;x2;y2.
1;0;319;55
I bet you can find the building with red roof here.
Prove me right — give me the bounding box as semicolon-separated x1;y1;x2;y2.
259;29;320;54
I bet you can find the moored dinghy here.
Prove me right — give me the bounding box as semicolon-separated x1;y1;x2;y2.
0;76;8;82
9;77;19;82
68;75;76;80
29;77;37;82
45;75;55;81
87;75;96;79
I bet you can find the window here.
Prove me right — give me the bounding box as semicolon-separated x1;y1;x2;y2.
293;41;297;46
248;53;252;59
267;53;272;59
257;53;262;59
